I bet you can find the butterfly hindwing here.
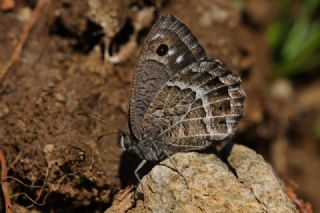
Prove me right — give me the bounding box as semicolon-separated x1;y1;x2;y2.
141;61;245;149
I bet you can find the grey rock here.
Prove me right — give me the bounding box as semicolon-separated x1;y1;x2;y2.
107;145;298;213
228;145;298;213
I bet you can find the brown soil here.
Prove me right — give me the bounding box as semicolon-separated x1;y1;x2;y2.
0;0;318;212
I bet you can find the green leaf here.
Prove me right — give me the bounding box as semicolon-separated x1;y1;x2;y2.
314;119;320;140
267;0;320;77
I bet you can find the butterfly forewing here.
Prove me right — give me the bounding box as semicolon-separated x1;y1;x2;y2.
129;15;206;140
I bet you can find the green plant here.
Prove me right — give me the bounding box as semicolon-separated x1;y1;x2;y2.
267;0;320;77
314;119;320;140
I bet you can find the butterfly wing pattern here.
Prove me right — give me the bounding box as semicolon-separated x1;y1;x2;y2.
129;15;206;140
126;15;245;162
142;61;245;154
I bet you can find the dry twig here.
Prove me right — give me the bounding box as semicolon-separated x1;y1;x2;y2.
0;0;15;11
4;171;51;208
0;0;49;83
11;192;51;207
26;167;49;209
0;149;11;213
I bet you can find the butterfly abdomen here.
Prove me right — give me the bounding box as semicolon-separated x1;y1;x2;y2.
131;139;165;161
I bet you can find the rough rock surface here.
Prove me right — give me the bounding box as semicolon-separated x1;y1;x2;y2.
106;145;298;213
227;145;296;212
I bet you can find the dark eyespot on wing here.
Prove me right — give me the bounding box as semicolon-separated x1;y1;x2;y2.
156;15;206;61
156;44;169;56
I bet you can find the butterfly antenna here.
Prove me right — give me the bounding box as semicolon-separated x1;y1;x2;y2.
96;132;119;143
78;112;123;132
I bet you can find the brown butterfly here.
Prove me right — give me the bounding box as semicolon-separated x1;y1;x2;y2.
116;15;246;179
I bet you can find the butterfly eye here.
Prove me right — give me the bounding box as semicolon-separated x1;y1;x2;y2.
156;44;168;56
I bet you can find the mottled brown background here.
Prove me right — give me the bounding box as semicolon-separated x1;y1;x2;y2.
0;0;319;212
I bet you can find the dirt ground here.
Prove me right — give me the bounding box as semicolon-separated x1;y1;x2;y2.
0;0;319;212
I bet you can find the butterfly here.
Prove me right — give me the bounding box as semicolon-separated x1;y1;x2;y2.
118;15;245;179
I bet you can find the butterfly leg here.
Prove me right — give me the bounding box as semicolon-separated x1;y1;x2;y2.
134;159;147;182
161;150;189;188
134;159;147;196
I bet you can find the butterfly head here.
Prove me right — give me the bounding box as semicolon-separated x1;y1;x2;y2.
118;131;133;151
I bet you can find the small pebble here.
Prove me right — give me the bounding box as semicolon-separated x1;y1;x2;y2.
0;104;9;118
16;120;27;131
44;144;55;155
54;93;66;103
17;7;31;23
